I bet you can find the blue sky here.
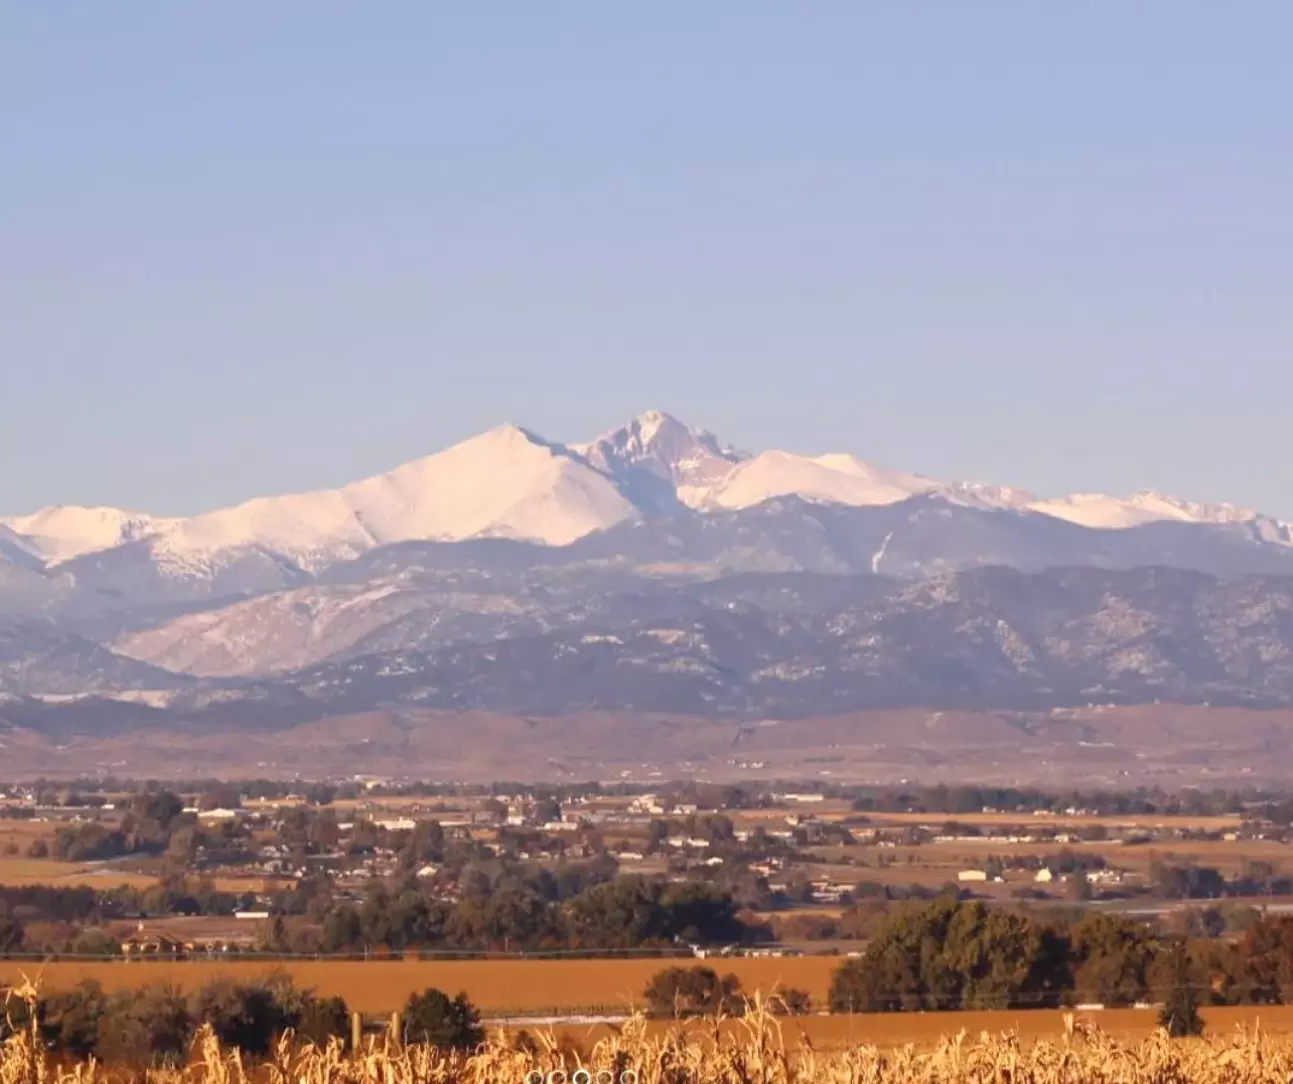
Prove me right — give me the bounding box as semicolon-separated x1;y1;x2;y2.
3;2;1290;517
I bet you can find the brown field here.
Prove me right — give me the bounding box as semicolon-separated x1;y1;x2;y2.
10;955;1293;1050
14;958;1293;1039
0;818;58;849
0;857;157;889
852;811;1247;832
0;957;838;1015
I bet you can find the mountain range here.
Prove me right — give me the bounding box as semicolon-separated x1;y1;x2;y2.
5;410;1293;763
6;410;1292;582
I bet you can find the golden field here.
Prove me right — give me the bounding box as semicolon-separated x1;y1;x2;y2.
0;958;839;1015
546;1004;1293;1050
10;1002;1293;1083
11;958;1293;1050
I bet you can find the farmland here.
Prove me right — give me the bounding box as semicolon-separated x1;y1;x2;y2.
12;999;1293;1083
546;1004;1293;1050
0;957;837;1016
0;857;157;890
11;956;1293;1045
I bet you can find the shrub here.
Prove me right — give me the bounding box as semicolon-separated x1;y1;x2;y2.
402;988;484;1050
770;987;812;1016
298;995;351;1046
95;984;193;1067
190;980;282;1056
39;981;106;1057
644;966;745;1018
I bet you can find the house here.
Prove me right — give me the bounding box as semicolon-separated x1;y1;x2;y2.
120;928;185;957
1035;868;1055;883
375;818;417;832
198;808;243;821
958;870;988;882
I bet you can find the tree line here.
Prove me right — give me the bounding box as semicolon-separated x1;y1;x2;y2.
0;973;498;1065
828;897;1293;1016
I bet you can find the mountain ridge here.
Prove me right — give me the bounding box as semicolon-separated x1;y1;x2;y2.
7;411;1290;584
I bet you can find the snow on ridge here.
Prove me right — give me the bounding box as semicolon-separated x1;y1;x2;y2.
0;506;175;563
144;422;638;571
6;413;1293;578
695;450;938;511
0;523;41;566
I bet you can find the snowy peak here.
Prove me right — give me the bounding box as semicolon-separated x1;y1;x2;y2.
939;482;1040;510
339;421;637;546
579;410;747;514
1;506;171;563
5;410;1293;587
145;421;639;572
1027;490;1268;530
695;450;939;512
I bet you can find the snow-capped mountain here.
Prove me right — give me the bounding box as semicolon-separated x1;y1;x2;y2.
4;411;1292;595
0;523;41;568
692;451;939;511
144;423;638;576
576;409;747;513
1;507;166;565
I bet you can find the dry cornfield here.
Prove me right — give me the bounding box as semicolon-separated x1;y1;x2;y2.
8;987;1293;1084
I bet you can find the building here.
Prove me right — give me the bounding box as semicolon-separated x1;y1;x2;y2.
120;929;185;957
1035;868;1055;883
958;870;988;882
375;817;417;832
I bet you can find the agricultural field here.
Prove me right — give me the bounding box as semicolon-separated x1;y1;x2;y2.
11;998;1293;1082
0;857;157;889
0;957;839;1016
545;1004;1293;1050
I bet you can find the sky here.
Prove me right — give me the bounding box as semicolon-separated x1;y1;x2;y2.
2;2;1291;518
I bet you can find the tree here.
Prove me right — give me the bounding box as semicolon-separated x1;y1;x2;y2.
321;904;363;952
533;797;562;824
643;966;745;1018
0;902;23;953
646;819;670;854
1156;943;1204;1037
1071;914;1157;1007
829;898;1069;1013
402;988;484;1050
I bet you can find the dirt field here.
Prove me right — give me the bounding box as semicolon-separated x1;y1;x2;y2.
0;858;157;889
0;957;838;1015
